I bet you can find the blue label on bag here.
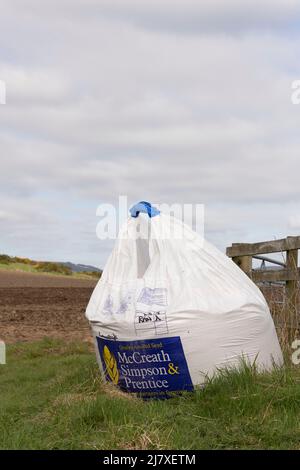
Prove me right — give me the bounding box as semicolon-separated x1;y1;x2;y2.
96;336;193;398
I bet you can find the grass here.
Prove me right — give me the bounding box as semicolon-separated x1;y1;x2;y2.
0;339;300;450
0;262;99;280
0;262;37;273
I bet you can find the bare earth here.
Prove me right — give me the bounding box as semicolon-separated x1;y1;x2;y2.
0;270;97;344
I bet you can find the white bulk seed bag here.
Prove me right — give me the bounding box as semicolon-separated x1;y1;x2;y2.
86;202;283;399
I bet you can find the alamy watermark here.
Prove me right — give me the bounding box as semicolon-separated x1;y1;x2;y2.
291;339;300;365
0;80;6;104
0;341;6;365
291;80;300;104
96;196;205;241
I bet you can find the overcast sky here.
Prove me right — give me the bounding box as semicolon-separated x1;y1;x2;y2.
1;0;300;268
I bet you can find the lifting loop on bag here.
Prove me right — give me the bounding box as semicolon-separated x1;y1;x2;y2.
130;201;160;218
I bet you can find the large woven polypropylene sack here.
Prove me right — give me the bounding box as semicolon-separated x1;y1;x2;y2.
86;202;283;398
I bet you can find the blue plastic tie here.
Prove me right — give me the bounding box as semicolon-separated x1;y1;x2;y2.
130;201;160;218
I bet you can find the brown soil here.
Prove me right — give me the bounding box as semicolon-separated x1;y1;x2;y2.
0;270;97;344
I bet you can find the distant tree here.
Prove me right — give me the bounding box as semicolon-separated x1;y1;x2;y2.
0;254;13;264
36;262;72;275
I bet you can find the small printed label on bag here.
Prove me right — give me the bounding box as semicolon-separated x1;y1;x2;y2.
134;309;169;336
96;336;193;398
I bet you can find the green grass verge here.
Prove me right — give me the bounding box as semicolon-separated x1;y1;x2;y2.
0;339;300;450
0;262;99;280
0;262;37;273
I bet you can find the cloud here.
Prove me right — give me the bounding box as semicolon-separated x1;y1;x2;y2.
0;1;300;266
288;214;300;230
0;65;72;105
100;0;300;35
8;1;300;35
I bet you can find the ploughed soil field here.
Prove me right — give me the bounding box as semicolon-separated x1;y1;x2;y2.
0;270;97;344
0;270;296;345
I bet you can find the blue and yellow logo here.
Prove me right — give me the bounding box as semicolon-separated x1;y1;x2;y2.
102;345;119;385
97;336;193;397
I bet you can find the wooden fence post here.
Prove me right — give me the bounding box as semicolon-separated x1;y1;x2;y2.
286;242;299;316
232;254;252;277
227;236;300;338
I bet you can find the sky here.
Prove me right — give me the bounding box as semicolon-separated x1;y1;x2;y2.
1;0;300;268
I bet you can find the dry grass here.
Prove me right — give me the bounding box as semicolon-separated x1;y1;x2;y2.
260;283;300;352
